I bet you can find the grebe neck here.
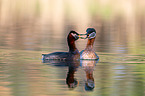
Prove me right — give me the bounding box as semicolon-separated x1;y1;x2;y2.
67;36;77;52
85;38;95;50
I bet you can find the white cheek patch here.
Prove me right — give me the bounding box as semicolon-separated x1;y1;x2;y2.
71;33;79;39
71;33;75;37
88;32;96;39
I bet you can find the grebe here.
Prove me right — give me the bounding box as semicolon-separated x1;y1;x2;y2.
42;31;80;61
80;28;99;60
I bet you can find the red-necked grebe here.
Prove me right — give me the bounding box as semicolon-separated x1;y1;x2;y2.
80;28;99;60
42;31;80;61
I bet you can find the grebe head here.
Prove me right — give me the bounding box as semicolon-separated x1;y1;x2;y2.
86;28;96;39
79;28;96;39
68;31;80;41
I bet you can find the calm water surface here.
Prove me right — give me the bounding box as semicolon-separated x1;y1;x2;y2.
0;0;145;95
0;25;145;96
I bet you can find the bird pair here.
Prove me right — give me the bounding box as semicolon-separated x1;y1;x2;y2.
42;28;99;61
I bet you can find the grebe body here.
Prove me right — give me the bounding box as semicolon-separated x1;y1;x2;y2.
42;31;80;61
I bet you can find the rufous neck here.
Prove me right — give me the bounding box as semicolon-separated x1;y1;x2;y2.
86;38;95;49
67;36;77;52
68;41;77;52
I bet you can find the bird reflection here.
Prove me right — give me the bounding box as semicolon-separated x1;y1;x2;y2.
66;60;79;88
80;60;98;91
42;59;80;89
42;59;98;90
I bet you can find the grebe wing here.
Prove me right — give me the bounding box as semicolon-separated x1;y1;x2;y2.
42;52;69;60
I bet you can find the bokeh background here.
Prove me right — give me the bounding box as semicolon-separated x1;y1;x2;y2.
0;0;145;96
0;0;145;53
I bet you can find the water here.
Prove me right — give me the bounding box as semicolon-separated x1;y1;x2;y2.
1;27;145;96
1;0;145;96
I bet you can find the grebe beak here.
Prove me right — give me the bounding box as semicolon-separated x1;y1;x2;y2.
80;31;96;39
79;34;88;39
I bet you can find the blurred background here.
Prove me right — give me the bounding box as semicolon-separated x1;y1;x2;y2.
0;0;145;96
0;0;145;53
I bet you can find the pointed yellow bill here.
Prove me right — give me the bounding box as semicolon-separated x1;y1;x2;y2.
78;34;88;39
